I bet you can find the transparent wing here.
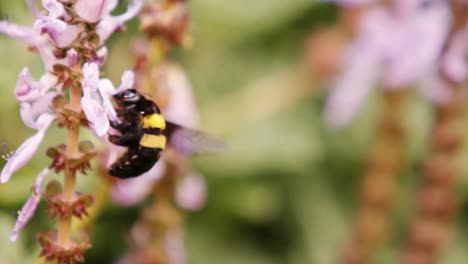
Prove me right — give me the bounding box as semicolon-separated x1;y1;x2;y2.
165;121;225;155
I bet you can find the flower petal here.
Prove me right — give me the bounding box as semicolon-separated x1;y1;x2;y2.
441;27;468;83
15;68;41;103
81;96;109;137
82;62;100;93
98;78;118;120
0;21;46;46
0;114;54;183
111;161;166;206
20;94;57;129
74;0;108;23
96;0;143;44
160;64;199;128
117;70;135;92
175;173;207;211
324;47;380;127
10;168;50;242
41;0;65;17
47;24;81;48
93;46;108;66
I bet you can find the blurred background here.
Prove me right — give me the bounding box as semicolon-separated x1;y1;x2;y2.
0;1;467;263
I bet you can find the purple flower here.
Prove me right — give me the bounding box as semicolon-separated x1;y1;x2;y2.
175;173;207;211
81;63;134;137
81;62;109;136
324;1;452;127
161;64;199;127
1;113;55;183
441;26;468;83
10;168;51;241
0;20;46;46
96;0;143;44
82;62;100;93
15;68;57;103
74;0;109;23
29;0;82;48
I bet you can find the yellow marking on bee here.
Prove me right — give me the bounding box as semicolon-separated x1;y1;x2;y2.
142;114;166;129
140;134;167;149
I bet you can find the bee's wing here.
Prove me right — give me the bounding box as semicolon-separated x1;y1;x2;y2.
164;121;225;155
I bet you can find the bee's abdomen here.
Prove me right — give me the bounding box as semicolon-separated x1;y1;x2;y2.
108;147;162;178
139;113;167;149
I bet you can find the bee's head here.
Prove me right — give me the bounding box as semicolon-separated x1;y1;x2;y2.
113;89;141;106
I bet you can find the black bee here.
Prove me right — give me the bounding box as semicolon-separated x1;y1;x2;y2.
108;89;223;178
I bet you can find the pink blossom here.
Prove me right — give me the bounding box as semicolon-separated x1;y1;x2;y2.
19;93;57;129
96;0;143;44
0;20;46;46
175;173;207;211
81;97;109;137
74;0;108;23
98;79;118;120
324;1;452;127
30;0;81;48
81;62;100;93
81;62;108;136
1;114;55;183
93;47;109;66
15;68;57;103
81;63;135;136
10;168;51;241
441;26;468;83
160;64;199;128
117;71;135;92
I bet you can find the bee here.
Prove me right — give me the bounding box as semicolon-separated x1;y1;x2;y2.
108;89;224;178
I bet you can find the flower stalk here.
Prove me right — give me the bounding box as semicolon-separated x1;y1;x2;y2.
401;2;468;261
342;90;406;264
59;84;82;248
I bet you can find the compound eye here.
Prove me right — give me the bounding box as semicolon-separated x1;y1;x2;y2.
123;90;135;99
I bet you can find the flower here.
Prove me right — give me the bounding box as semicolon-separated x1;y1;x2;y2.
30;0;82;48
1;113;55;183
324;1;452;127
74;0;110;23
80;62;135;137
10;168;51;241
96;0;144;44
441;26;468;83
175;173;207;211
15;68;57;103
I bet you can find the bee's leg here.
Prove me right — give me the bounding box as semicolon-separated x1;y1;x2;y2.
110;120;135;133
108;132;139;146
